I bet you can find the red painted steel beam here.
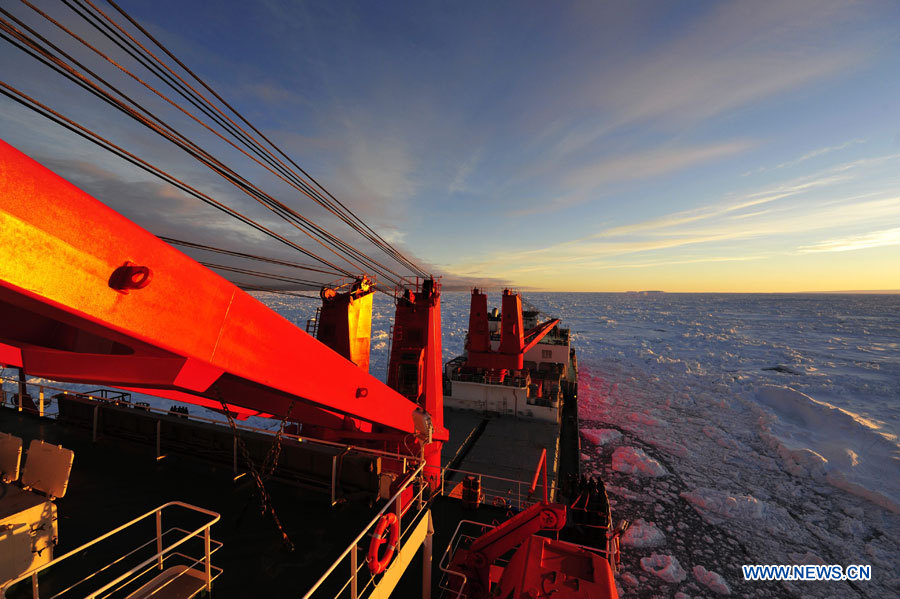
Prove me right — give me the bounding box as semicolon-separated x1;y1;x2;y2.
521;318;560;354
463;500;567;597
0;139;420;434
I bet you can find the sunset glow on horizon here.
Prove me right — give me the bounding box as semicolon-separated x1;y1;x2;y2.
1;1;899;292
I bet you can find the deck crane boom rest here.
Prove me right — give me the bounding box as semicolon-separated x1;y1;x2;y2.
0;139;446;488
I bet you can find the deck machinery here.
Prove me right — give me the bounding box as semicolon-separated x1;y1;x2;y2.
0;140;623;598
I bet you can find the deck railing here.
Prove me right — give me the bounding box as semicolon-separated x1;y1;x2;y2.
440;465;560;511
0;376;424;467
1;501;221;599
301;462;430;599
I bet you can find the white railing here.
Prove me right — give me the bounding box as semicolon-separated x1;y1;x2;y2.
301;462;429;599
1;501;221;599
436;519;486;599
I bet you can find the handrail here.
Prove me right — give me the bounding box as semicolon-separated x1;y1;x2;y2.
3;501;220;597
442;465;559;492
0;376;423;464
436;519;484;599
344;483;430;599
301;461;425;599
529;448;549;504
47;527;224;599
442;464;560;512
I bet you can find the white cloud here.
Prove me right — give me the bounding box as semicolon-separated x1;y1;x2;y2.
798;227;900;253
528;0;868;168
448;148;483;194
448;154;900;279
563;140;755;191
774;139;866;170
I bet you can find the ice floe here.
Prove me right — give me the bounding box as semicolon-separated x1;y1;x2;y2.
612;446;668;477
692;565;731;595
640;553;686;583
621;518;666;548
581;427;622;446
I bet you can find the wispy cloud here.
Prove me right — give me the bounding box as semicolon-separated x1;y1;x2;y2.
743;139;866;176
448;148;483;194
512;140;756;217
589;171;854;239
563;141;755;192
798;227;900;253
448;153;900;279
775;139;866;170
527;0;869;170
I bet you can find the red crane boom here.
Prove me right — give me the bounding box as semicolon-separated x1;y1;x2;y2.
0;139;439;442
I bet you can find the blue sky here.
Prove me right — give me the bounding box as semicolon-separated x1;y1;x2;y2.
2;0;899;291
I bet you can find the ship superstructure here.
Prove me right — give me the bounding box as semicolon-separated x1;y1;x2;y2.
444;290;577;424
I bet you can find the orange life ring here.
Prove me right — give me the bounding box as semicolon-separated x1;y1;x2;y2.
367;512;400;575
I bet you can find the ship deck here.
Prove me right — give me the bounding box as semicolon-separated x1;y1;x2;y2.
0;402;550;598
443;410;559;497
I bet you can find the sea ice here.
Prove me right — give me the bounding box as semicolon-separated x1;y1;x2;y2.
755;385;900;513
692;565;730;595
640;553;686;583
612;446;668;477
680;488;768;523
581;427;622;446
621;518;666;548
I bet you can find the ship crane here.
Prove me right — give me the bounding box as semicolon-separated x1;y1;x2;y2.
0;1;627;594
0;141;625;599
0;139;447;488
445;449;622;599
465;288;560;372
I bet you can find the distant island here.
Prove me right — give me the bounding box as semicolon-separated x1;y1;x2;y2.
625;290;665;296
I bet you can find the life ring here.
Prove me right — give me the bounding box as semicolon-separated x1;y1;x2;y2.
367;512;400;575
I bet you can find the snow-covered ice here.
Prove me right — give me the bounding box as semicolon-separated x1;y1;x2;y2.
641;553;687;582
755;385;900;513
581;427;622;446
622;518;666;548
693;565;731;595
680;488;774;524
555;292;900;598
612;446;668;477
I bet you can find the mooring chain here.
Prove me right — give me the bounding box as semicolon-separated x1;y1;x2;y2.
261;399;295;478
213;385;295;551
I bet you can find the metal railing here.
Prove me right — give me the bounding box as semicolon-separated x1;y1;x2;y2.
1;501;221;599
441;465;560;511
0;376;424;467
436;519;492;599
301;462;429;599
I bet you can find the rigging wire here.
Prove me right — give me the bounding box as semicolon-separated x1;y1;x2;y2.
157;237;346;277
98;0;429;279
236;285;320;300
0;80;357;278
1;2;431;290
199;262;325;289
80;0;426;280
5;3;410;287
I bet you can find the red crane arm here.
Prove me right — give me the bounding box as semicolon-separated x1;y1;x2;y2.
0;139;420;433
522;318;561;354
463;501;567;596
